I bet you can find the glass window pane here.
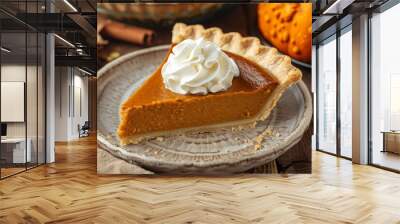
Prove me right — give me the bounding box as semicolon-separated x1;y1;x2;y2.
1;31;27;177
317;36;337;154
371;3;400;171
340;28;352;158
1;0;46;179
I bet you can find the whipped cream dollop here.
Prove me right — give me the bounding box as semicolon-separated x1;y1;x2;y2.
161;38;240;95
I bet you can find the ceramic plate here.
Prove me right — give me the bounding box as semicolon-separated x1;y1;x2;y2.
97;45;312;174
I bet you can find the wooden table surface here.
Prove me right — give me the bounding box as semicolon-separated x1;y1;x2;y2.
98;5;312;173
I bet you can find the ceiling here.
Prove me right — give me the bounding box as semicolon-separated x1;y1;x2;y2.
312;0;391;44
0;0;96;14
0;0;96;75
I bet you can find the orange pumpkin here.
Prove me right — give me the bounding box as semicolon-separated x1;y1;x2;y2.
257;3;312;63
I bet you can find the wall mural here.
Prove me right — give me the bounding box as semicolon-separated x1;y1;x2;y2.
96;3;313;175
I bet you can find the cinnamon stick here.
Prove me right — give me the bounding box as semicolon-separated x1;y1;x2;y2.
101;21;154;46
97;16;110;46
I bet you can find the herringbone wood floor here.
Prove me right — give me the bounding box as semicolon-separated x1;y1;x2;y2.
0;135;399;224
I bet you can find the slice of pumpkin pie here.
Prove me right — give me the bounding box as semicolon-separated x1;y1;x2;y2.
117;23;302;145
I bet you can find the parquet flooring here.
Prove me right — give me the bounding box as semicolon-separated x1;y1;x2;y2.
373;150;400;171
1;135;400;224
1;167;25;178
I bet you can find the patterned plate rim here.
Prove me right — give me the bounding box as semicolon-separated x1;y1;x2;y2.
97;45;313;169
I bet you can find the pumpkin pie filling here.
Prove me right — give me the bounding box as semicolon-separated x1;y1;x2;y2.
118;47;278;144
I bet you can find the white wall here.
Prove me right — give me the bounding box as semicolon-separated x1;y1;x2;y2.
1;65;26;138
1;65;35;138
55;66;69;141
54;67;89;141
72;73;89;138
1;63;46;164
